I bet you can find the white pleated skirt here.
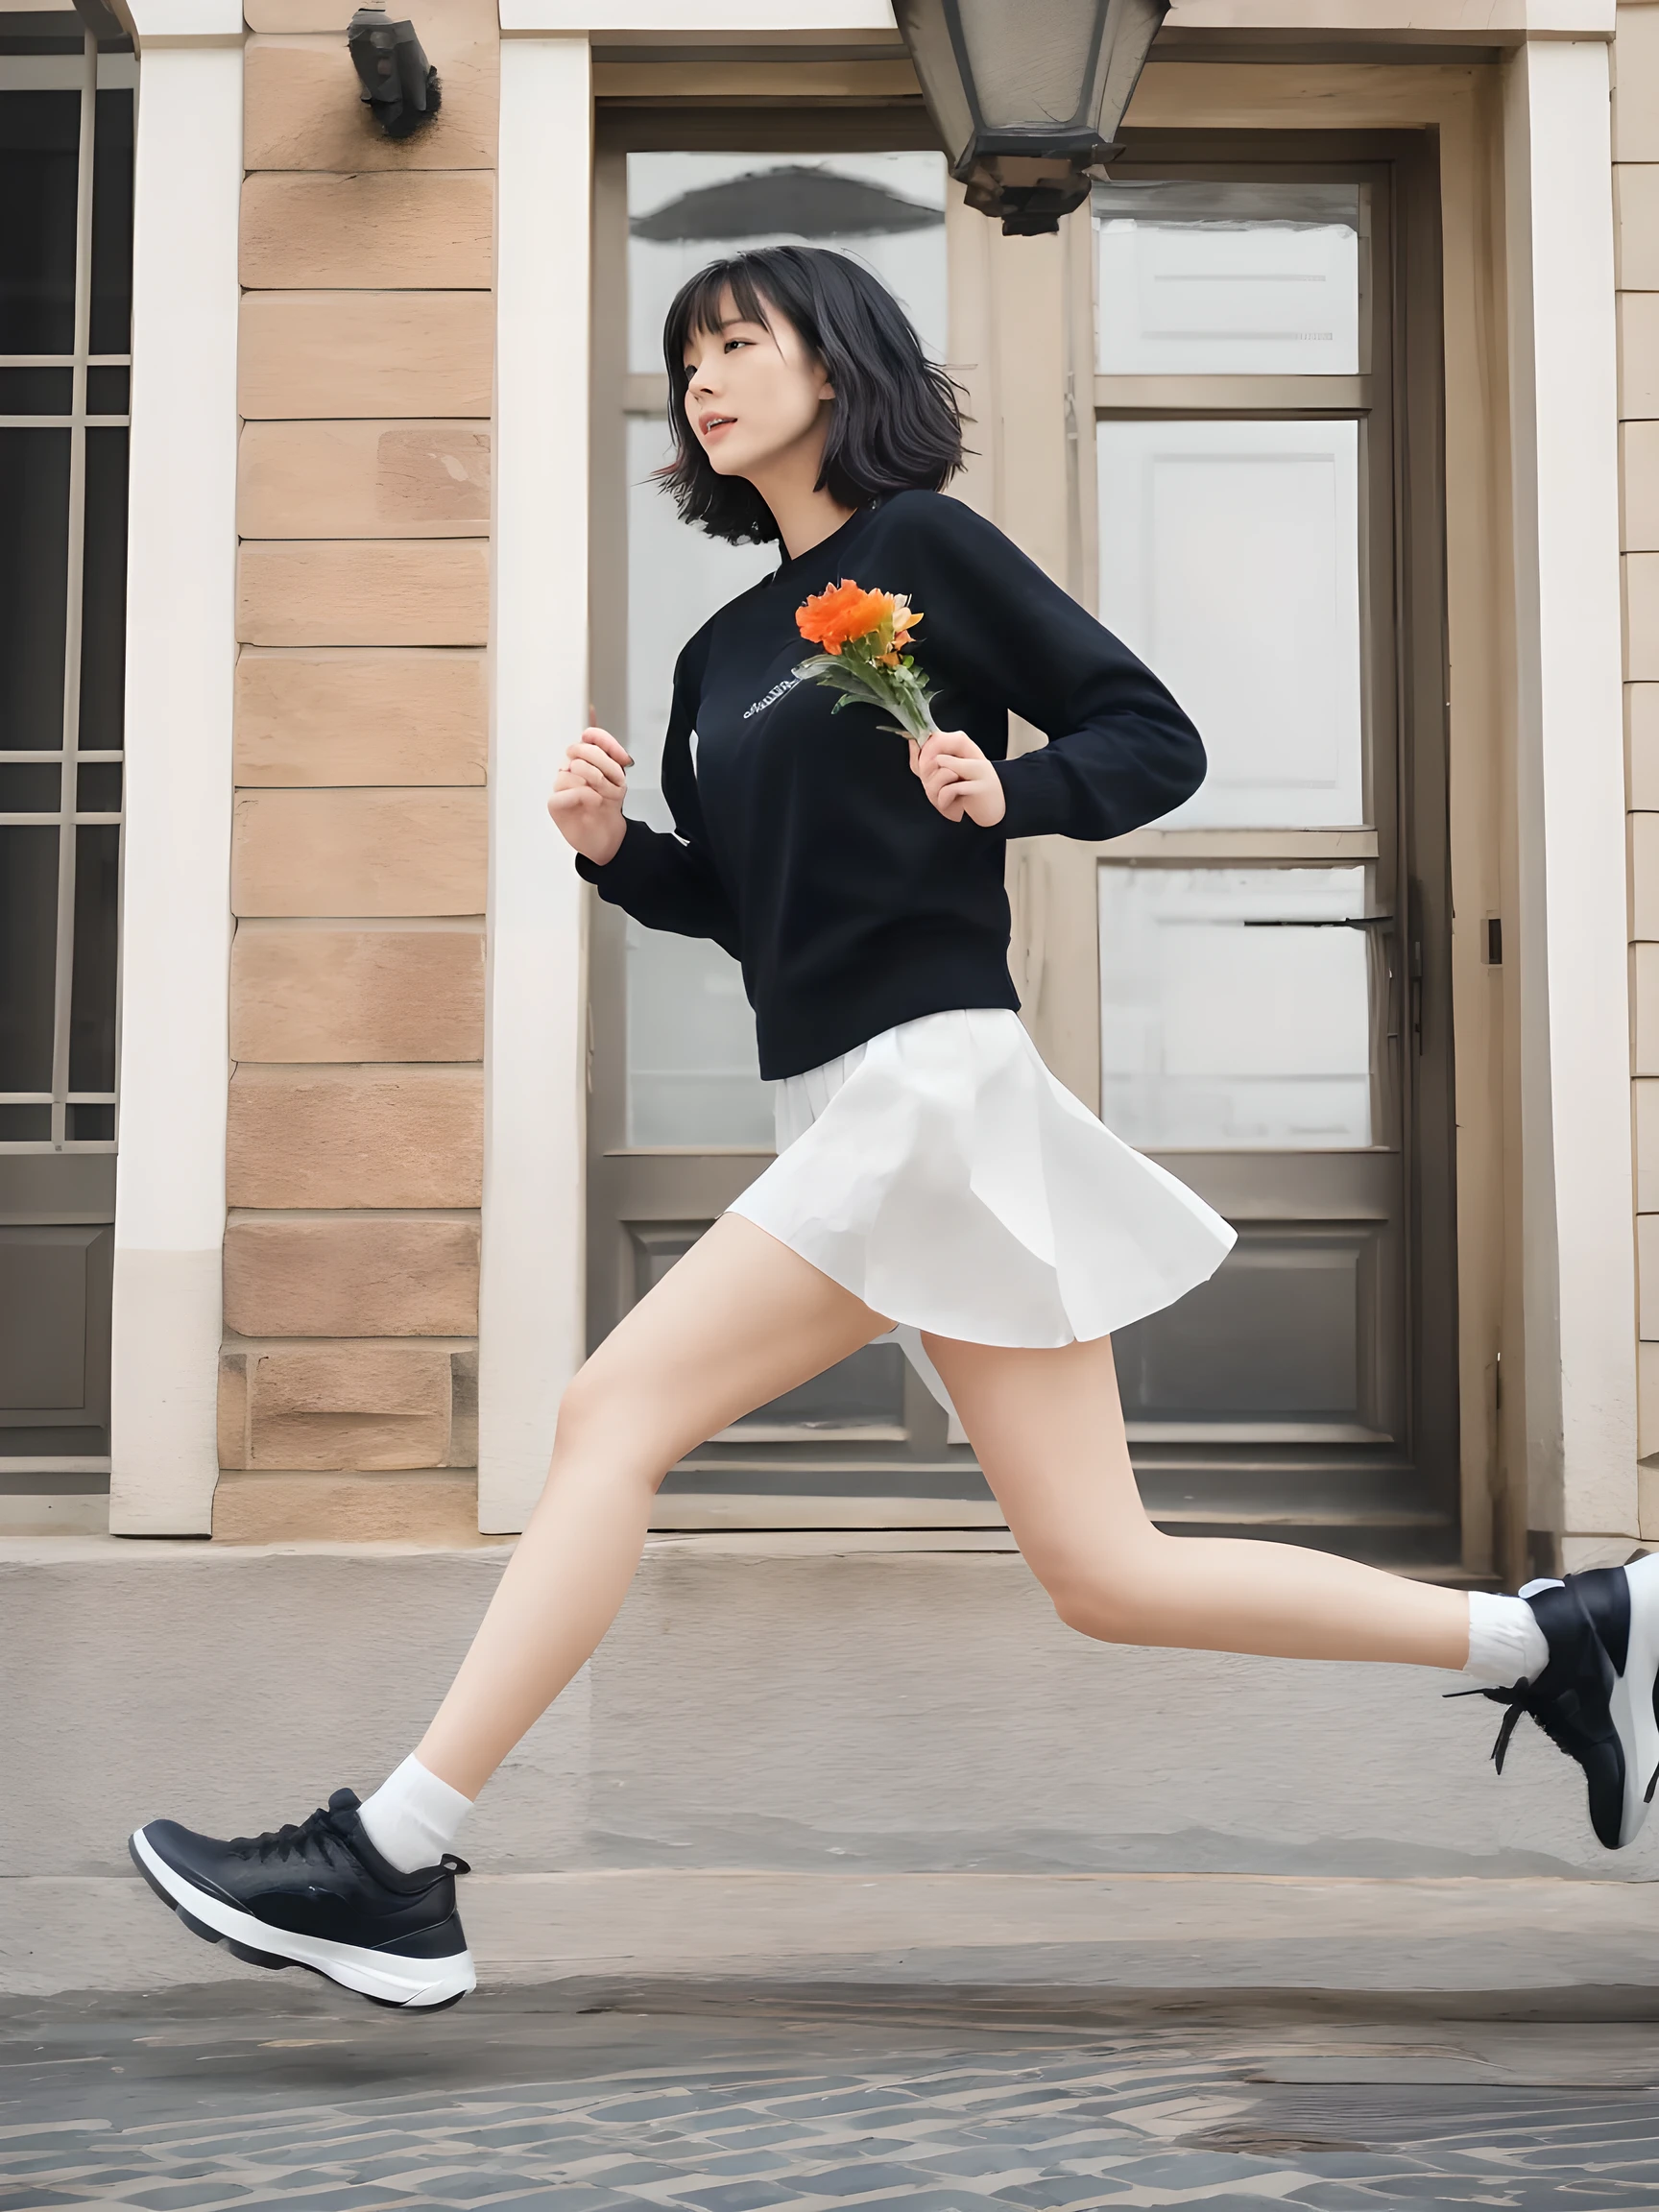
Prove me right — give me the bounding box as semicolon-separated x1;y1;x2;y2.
727;1008;1236;1377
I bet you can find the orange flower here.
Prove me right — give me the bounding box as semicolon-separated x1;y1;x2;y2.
801;575;928;650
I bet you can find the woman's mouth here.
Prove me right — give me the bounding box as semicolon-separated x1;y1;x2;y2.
700;413;736;441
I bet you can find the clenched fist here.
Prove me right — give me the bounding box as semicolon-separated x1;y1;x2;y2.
548;726;631;866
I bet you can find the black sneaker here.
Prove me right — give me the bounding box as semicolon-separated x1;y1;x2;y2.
1465;1556;1659;1850
130;1789;475;2009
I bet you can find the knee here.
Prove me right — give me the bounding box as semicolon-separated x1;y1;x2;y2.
1039;1540;1167;1644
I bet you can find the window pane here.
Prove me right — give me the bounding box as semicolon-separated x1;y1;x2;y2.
66;1101;112;1140
89;88;134;358
621;417;773;1147
79;427;128;751
76;760;121;811
1094;180;1360;375
625;918;772;1147
68;823;119;1094
0;428;69;749
1097;417;1362;828
0;1105;51;1141
1099;865;1374;1149
0;762;62;810
627;150;947;374
0;825;60;1091
85;364;129;415
0;366;71;413
0;91;80;355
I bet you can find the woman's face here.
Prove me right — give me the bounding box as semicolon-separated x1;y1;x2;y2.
682;287;835;484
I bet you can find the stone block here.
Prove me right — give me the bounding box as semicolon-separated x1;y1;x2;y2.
1632;811;1659;940
243;24;495;174
211;1469;486;1543
235;648;487;786
1621;291;1659;421
1639;1077;1659;1213
232;787;488;918
238;290;493;420
224;1214;480;1336
1617;164;1659;293
239;1340;455;1471
238;539;490;648
1617;4;1659;164
227;1064;483;1208
1625;420;1659;551
241;171;493;291
1630;685;1659;809
1626;553;1659;682
238;421;490;540
229;923;485;1061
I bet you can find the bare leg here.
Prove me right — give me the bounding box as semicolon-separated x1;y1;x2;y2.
925;1331;1470;1669
416;1215;889;1798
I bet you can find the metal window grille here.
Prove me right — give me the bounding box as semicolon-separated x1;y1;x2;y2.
0;31;132;1154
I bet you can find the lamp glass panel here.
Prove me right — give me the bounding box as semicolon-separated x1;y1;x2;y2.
891;2;974;160
1096;416;1363;828
627;150;946;375
1099;865;1375;1149
1094;180;1360;375
957;0;1101;131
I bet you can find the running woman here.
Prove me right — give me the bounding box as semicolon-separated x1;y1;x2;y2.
131;246;1659;2011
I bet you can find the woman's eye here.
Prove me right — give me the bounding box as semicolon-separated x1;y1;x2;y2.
723;337;750;353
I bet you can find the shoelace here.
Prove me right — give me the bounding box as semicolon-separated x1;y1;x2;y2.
227;1801;354;1867
1445;1677;1586;1773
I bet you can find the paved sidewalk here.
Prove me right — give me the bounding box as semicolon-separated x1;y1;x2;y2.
8;1979;1659;2210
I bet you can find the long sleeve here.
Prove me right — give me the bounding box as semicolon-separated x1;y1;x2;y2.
573;639;743;959
888;495;1206;842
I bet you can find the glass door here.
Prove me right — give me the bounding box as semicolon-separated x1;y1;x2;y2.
0;28;133;1490
588;108;996;1525
1075;146;1458;1562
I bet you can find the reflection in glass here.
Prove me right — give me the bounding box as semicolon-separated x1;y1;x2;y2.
0;92;80;355
1094;180;1360;376
89;89;134;358
0;429;70;749
627;151;947;373
68;824;119;1095
1099;865;1374;1149
1097;417;1362;829
79;429;129;751
625;919;772;1147
0;826;60;1092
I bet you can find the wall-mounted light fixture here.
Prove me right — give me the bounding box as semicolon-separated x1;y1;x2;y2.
348;4;442;140
890;0;1168;235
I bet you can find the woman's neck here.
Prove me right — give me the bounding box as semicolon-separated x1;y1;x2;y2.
744;428;855;562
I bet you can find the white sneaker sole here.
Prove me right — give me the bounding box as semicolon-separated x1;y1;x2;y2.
1614;1553;1659;1848
130;1826;476;2009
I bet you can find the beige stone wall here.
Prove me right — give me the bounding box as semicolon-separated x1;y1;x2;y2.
217;0;498;1543
1620;5;1659;1525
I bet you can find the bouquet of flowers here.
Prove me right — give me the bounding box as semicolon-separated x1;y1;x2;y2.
794;579;939;746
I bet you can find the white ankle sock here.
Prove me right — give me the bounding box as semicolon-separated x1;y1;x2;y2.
1463;1588;1551;1685
357;1754;473;1874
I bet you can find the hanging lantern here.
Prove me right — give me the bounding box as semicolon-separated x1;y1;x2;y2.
891;0;1168;235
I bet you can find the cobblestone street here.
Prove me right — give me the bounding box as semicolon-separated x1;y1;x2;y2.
8;1981;1659;2212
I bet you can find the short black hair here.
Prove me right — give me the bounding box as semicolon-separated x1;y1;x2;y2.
658;244;966;546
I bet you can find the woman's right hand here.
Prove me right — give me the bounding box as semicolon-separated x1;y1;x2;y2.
548;726;631;866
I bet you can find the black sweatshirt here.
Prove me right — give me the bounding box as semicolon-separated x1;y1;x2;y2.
577;489;1205;1080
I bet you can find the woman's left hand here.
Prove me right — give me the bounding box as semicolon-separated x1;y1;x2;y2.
911;728;1007;829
